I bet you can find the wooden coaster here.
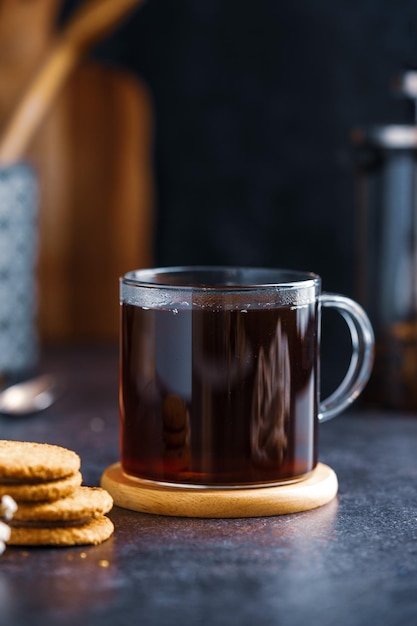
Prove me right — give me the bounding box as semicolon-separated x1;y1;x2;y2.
101;462;338;518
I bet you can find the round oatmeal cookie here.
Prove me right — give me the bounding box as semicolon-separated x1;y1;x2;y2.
8;515;114;546
14;487;113;522
0;440;81;481
0;471;82;502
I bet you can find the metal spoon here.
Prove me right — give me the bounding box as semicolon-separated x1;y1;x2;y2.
0;375;56;416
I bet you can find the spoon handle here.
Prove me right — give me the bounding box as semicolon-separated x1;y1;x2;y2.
0;0;141;166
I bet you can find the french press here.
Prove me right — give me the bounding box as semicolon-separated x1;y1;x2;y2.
353;71;417;410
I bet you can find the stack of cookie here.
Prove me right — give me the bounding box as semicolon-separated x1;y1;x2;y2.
0;440;114;547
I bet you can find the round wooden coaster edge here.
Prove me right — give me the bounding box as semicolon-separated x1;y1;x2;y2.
101;462;338;518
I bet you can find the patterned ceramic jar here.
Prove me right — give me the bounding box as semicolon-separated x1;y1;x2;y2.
0;163;38;381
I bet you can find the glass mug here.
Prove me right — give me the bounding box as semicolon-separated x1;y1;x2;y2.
120;267;374;488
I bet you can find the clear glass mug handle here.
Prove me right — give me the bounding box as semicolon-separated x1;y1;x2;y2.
319;293;375;422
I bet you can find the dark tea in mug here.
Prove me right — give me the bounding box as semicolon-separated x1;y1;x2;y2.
120;267;374;487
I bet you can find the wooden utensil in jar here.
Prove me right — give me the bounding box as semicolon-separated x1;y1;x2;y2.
0;0;154;341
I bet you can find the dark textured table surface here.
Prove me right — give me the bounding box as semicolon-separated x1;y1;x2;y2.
1;346;417;626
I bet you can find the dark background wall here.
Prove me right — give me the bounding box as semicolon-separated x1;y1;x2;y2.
63;0;417;298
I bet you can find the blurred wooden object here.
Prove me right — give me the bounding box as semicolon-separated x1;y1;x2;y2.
0;0;154;341
34;63;154;342
0;0;142;165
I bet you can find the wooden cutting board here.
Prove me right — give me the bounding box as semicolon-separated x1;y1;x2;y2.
0;1;154;342
30;62;154;342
